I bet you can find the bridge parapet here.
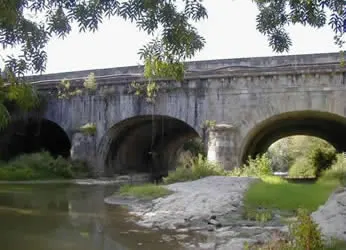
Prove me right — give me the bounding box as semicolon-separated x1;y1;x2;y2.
25;52;346;91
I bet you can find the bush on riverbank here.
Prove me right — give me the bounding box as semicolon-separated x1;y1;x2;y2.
163;153;227;184
288;144;337;179
119;184;172;199
0;152;91;180
268;136;337;178
229;154;273;177
318;153;346;186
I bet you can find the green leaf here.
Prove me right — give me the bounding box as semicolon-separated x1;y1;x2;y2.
0;102;10;130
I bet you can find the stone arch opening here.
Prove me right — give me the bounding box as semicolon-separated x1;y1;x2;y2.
98;115;200;177
240;110;346;165
0;118;71;161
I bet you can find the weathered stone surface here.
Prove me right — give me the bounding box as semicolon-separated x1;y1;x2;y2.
207;124;238;169
70;132;98;174
106;176;257;230
25;52;346;175
311;188;346;241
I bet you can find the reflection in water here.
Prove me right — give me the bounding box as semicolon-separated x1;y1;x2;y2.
0;184;194;250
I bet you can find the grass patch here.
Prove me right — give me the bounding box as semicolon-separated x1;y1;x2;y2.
119;184;172;199
243;180;339;213
234;153;343;214
0;152;91;181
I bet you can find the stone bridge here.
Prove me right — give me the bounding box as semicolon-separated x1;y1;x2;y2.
2;52;346;177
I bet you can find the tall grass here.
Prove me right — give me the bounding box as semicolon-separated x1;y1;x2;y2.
229;154;273;177
163;154;227;184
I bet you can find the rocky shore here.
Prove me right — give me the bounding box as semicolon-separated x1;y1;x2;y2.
105;176;289;249
105;176;346;249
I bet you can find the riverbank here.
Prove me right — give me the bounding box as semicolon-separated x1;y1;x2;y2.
105;176;346;250
105;176;288;249
0;173;152;185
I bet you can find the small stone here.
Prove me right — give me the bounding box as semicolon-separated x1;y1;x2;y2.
207;225;214;232
176;228;189;233
199;242;216;249
208;219;222;228
174;234;189;240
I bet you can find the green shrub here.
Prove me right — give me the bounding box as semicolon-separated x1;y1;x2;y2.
0;151;90;181
163;166;196;184
247;209;346;250
229;154;272;177
307;144;336;178
181;138;206;157
319;153;346;186
163;154;226;184
288;157;316;178
79;123;96;135
70;159;93;178
119;184;172;199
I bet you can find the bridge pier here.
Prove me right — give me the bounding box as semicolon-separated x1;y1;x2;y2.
207;124;239;170
70;132;98;176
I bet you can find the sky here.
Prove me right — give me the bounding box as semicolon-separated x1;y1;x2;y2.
2;0;344;74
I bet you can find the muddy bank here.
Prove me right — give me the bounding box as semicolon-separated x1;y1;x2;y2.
105;176;290;249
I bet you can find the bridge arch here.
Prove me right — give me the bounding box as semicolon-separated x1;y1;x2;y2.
239;110;346;165
0;118;71;160
97;115;200;177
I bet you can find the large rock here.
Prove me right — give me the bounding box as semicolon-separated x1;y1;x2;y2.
130;176;257;230
311;187;346;241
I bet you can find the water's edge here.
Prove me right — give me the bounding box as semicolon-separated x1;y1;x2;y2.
104;177;289;250
0;174;151;185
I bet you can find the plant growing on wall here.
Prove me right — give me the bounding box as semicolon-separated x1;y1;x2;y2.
79;123;96;136
130;56;185;103
57;79;83;99
202;120;217;129
83;72;97;91
57;72;97;99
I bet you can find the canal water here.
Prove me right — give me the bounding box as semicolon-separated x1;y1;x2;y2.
0;184;201;250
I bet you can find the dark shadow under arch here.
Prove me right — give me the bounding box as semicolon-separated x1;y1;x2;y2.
0;118;71;161
98;115;200;177
240;110;346;165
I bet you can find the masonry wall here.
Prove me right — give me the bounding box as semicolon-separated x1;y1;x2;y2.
42;69;346;171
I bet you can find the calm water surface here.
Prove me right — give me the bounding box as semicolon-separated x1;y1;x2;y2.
0;184;201;250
